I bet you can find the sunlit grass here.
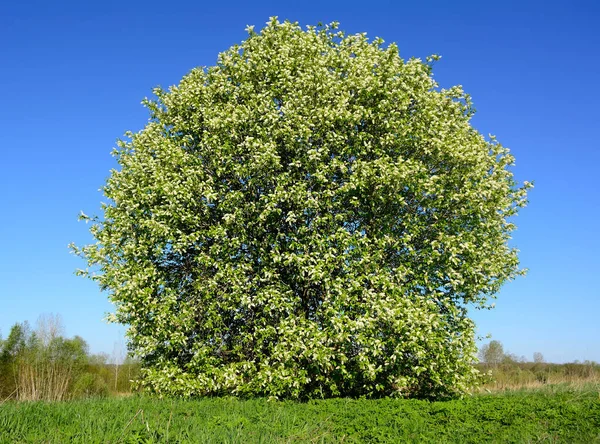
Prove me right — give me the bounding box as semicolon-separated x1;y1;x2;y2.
1;385;599;443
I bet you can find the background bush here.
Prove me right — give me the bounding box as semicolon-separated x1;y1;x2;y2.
0;315;140;401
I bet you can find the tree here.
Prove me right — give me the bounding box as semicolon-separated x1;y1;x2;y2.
479;340;505;366
0;322;29;398
73;18;531;399
35;313;64;346
533;352;545;363
111;340;126;392
1;322;28;363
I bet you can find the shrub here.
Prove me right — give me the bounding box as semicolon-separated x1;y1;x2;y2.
72;373;109;399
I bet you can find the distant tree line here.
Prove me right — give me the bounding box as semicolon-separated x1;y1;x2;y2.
478;340;553;365
0;314;139;401
477;340;599;389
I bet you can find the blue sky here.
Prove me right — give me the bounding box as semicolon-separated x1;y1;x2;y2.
1;0;598;363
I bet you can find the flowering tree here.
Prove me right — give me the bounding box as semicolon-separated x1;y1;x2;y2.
74;18;531;399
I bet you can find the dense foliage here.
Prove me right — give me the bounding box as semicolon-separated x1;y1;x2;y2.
1;388;598;442
74;18;530;399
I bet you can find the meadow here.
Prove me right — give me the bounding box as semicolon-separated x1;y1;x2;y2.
1;383;599;443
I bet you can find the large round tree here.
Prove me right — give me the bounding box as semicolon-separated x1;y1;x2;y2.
75;18;530;399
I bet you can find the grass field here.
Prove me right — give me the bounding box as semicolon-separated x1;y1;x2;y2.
1;384;599;443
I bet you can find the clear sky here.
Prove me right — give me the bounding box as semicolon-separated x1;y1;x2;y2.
1;0;598;363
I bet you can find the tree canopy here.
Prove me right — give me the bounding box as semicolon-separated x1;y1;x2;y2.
74;18;531;399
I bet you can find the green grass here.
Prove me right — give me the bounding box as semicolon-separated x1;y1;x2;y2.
1;385;599;443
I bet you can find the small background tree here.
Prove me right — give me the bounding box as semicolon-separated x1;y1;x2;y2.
0;322;29;399
111;340;125;392
74;18;531;399
479;340;505;366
